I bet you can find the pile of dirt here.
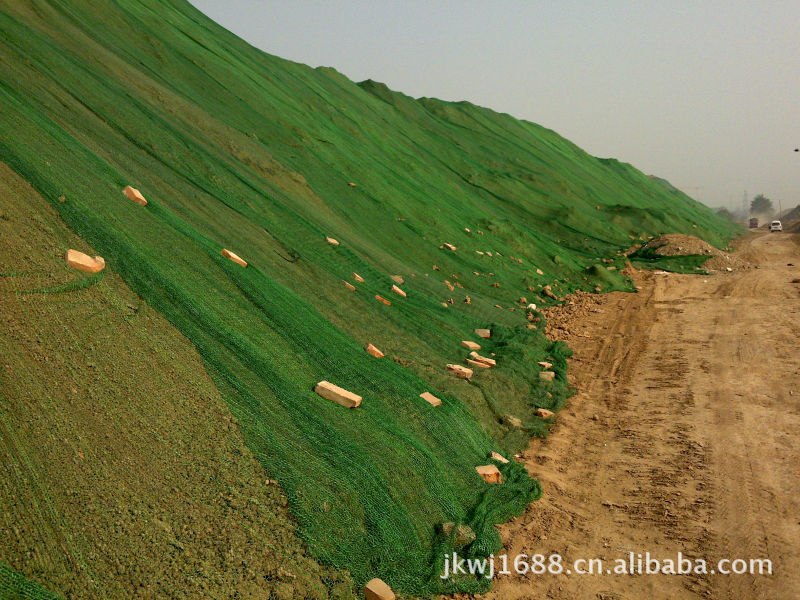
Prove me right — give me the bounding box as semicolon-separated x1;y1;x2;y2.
639;234;750;271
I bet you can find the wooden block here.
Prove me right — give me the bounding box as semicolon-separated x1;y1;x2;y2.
475;464;502;484
65;249;105;273
466;358;491;369
446;364;472;379
538;361;553;369
420;392;442;407
325;236;340;246
390;284;406;297
461;340;481;351
353;272;365;283
220;248;247;267
443;243;457;251
390;275;404;285
375;295;391;306
365;344;384;358
475;328;491;339
469;352;496;366
490;451;509;464
539;371;555;382
314;381;362;408
343;280;356;291
536;408;554;419
122;185;147;206
364;578;395;600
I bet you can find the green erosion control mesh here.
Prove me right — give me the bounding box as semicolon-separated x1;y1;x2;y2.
0;564;61;600
0;1;740;595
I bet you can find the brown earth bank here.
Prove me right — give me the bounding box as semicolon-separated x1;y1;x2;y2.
464;232;800;600
0;162;356;600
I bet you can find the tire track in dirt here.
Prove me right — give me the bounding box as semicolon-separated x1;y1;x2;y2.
471;233;800;600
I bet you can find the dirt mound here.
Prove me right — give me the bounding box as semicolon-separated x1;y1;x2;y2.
641;234;750;271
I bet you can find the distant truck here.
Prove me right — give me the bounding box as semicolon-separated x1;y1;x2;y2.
769;220;783;232
749;217;759;228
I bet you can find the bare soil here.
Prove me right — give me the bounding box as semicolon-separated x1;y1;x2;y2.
473;232;800;600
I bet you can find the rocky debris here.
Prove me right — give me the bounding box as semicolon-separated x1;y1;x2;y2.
342;280;356;291
518;296;527;304
325;236;340;246
352;272;365;283
420;392;442;407
446;364;473;379
536;268;544;275
494;304;503;309
490;451;509;464
542;285;557;299
461;340;481;351
443;243;457;251
536;408;554;419
364;578;395;600
491;282;500;288
390;275;404;285
538;361;552;369
503;414;523;429
469;351;496;367
539;371;555;382
466;358;491;369
444;280;455;291
375;295;391;306
365;344;384;358
391;284;406;297
475;464;502;484
638;234;751;271
65;249;105;273
446;297;454;304
122;185;147;206
476;250;484;255
432;265;440;271
314;381;362;408
475;328;491;339
348;182;357;187
440;523;476;547
527;303;537;311
464;296;471;304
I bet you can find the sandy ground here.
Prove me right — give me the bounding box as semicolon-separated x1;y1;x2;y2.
475;232;800;600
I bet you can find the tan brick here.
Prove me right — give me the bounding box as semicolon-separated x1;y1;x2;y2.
446;364;472;379
314;381;362;408
325;236;340;246
475;464;502;484
364;578;395;600
65;249;105;273
390;284;406;297
536;408;554;419
390;275;404;285
365;344;384;358
539;371;555;382
122;185;147;206
420;392;442;407
461;340;481;351
474;328;491;339
220;248;247;267
490;451;509;463
352;272;365;283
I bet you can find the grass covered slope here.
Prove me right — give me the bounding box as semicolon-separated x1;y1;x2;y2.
0;1;739;596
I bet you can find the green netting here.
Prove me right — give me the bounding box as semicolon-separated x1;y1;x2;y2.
0;564;61;600
0;1;740;595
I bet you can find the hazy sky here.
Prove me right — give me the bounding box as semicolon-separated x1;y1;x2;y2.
190;1;799;211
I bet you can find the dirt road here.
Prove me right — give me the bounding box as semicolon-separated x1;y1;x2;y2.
479;233;800;600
